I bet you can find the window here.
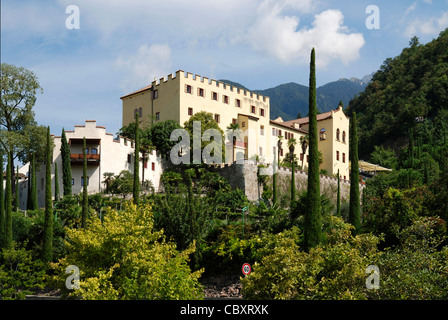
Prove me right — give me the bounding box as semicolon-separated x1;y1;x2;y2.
198;88;205;97
152;162;155;171
81;176;89;186
152;89;158;99
188;107;193;116
344;176;346;180
127;154;132;163
144;161;148;169
259;147;263;156
71;178;74;186
186;85;193;94
342;131;346;143
336;128;340;141
272;128;276;136
214;114;220;123
343;152;346;163
85;148;89;155
320;128;327;141
232;118;237;125
212;92;218;101
251;106;256;114
260;108;265;117
279;130;282;137
280;149;284;156
155;112;160;121
138;107;143;118
242;121;246;128
300;153;304;161
260;125;264;136
91;148;98;155
336;151;339;161
235;99;241;108
223;95;229;104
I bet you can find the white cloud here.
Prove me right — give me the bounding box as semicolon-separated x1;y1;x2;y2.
243;1;365;67
114;44;172;92
405;11;448;38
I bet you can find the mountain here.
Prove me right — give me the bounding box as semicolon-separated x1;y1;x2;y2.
347;29;448;157
220;75;371;121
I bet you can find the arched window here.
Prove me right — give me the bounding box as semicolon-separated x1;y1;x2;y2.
336;128;340;141
320;128;327;141
342;131;346;143
138;107;143;118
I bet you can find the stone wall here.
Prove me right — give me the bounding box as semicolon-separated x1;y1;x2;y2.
161;160;363;205
210;162;363;205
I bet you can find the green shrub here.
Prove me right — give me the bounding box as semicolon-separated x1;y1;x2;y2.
241;217;381;300
51;203;204;300
368;217;448;300
0;242;46;300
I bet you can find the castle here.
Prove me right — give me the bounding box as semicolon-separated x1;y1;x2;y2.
121;70;350;179
14;70;351;208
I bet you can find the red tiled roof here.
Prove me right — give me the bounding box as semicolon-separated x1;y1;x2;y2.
269;120;309;134
120;85;152;99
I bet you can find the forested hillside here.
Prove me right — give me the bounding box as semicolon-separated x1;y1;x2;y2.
347;29;448;158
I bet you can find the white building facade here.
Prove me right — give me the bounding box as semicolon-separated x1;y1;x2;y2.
17;120;162;209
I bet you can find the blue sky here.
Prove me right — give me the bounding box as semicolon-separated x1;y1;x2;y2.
2;0;448;138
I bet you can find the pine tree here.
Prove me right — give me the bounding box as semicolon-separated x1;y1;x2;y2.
304;48;322;251
349;112;361;234
0;150;4;247
4;152;12;250
42;126;53;262
31;153;38;210
337;169;341;217
54;162;59;201
81;137;88;228
133;114;140;205
60;128;72;197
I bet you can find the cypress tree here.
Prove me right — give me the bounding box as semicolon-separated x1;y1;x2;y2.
26;159;31;210
54;162;59;201
304;48;322;251
289;139;296;207
60;128;72;197
291;156;295;206
272;150;278;205
14;165;19;211
0;150;4;247
42;126;53;262
133;114;140;205
349;112;361;234
81;137;88;228
31;153;38;210
4;152;12;249
336;169;341;217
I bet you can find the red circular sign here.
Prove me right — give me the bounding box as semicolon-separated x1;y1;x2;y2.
242;263;251;275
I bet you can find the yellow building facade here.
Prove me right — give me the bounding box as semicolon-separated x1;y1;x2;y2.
121;70;350;179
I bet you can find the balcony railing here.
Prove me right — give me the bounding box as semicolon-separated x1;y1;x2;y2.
70;154;100;164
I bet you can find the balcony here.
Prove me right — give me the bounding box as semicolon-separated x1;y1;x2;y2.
70;154;100;165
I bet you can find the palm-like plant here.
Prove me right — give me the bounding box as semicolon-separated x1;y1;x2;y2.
299;135;309;170
227;122;241;163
